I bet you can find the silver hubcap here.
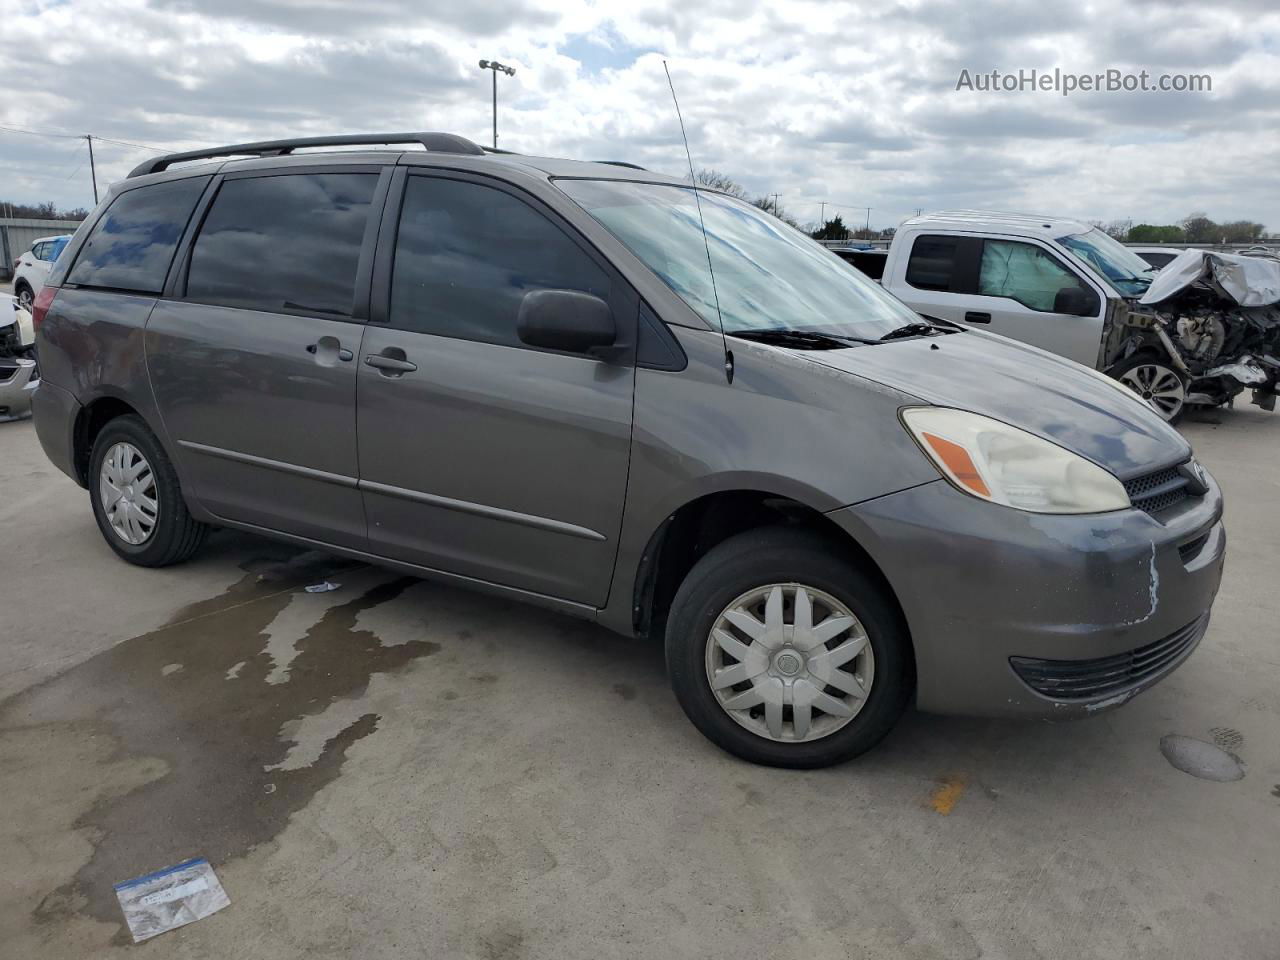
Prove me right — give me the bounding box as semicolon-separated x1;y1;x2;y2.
18;289;33;310
99;442;158;545
1119;364;1185;420
705;583;875;743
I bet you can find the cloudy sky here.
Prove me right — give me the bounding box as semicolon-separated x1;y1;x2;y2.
2;0;1277;231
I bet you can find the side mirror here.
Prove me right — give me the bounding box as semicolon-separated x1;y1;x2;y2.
1054;284;1099;317
517;289;618;358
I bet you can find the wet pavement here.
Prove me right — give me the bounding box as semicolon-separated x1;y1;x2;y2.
2;409;1279;959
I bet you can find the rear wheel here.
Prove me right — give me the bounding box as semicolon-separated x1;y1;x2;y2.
1113;355;1187;423
15;283;34;312
665;527;911;768
89;415;209;566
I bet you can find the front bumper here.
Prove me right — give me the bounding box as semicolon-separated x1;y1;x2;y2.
0;357;39;422
828;473;1226;718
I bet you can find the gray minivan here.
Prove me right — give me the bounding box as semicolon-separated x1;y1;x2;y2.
31;133;1225;768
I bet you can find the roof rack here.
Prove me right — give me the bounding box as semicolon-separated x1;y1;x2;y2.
128;132;486;178
595;161;647;171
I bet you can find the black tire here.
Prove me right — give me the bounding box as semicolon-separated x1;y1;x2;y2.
665;526;912;768
15;282;34;313
89;415;209;567
1111;353;1187;425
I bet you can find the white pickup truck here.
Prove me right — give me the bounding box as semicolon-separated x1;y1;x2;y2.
835;211;1190;417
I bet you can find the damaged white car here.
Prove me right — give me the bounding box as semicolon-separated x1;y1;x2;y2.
1;294;39;422
1133;249;1280;414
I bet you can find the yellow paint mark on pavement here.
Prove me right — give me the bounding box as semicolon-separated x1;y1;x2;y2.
930;775;967;815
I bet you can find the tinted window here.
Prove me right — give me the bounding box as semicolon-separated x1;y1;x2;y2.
390;176;609;346
979;239;1088;312
68;177;208;292
906;235;960;291
32;242;50;261
186;173;378;317
51;237;69;260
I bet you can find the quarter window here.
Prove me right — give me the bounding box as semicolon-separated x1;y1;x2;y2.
389;176;609;347
67;177;209;293
186;173;378;317
978;239;1089;313
905;235;961;292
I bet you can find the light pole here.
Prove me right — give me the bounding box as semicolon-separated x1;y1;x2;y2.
86;134;98;205
478;59;516;150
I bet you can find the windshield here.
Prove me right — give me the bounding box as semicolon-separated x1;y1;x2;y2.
556;179;921;338
1057;228;1157;298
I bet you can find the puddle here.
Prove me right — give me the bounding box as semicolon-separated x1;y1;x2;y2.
3;546;441;931
1159;734;1245;782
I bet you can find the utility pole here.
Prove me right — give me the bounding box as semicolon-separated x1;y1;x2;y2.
819;201;826;226
478;59;516;150
86;134;98;205
864;206;871;236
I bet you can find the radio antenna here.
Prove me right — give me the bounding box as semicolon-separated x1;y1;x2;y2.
663;60;733;383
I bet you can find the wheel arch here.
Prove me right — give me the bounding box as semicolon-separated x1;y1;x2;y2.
630;488;914;674
72;394;150;485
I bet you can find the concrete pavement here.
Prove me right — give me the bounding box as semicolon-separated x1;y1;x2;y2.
1;408;1278;959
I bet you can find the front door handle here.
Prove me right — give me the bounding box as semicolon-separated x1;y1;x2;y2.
964;311;992;324
365;351;418;375
306;336;353;364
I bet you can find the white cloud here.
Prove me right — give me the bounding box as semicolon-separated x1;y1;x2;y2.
1;0;1277;230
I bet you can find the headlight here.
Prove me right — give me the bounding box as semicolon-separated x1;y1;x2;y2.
901;407;1130;514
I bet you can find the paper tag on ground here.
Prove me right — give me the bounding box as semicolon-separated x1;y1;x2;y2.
114;857;230;942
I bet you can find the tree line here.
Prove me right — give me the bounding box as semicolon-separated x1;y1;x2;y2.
1090;213;1266;244
0;199;91;221
690;173;1269;248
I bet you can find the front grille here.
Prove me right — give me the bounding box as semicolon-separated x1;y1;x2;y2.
1124;465;1189;515
1010;616;1206;700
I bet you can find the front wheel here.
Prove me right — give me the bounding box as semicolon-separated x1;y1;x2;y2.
665;527;912;768
89;415;209;566
1113;355;1187;423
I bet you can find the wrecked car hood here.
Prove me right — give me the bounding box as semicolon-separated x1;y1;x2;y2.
805;331;1190;480
1141;249;1280;307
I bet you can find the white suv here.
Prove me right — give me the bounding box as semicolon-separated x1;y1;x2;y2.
11;234;71;311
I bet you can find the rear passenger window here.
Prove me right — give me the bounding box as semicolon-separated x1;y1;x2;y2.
390;176;609;347
186;173;378;317
67;177;209;293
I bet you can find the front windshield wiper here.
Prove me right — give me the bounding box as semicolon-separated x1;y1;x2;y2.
878;320;955;341
730;328;878;350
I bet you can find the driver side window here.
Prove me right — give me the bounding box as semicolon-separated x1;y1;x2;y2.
979;239;1086;313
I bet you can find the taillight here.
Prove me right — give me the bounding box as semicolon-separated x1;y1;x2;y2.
31;285;57;332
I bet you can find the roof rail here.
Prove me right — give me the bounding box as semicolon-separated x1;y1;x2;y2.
594;161;647;171
127;132;486;178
